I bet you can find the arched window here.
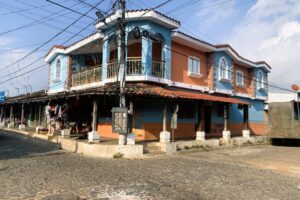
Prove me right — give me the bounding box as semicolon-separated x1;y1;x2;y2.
55;59;61;80
219;57;229;80
257;71;265;89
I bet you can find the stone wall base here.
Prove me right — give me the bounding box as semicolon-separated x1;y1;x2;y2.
60;138;143;158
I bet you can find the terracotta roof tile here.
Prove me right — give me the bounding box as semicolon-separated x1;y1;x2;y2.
0;83;250;105
96;9;180;25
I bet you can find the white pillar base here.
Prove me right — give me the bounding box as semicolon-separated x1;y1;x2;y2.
160;131;170;144
18;124;26;131
35;126;43;134
119;134;127;145
196;131;205;141
222;130;231;140
88;131;100;143
242;130;251;139
61;129;71;137
7;122;14;128
127;133;135;145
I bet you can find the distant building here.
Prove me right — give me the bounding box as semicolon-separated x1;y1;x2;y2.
268;92;300;139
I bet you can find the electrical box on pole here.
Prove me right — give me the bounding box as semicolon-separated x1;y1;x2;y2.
112;107;128;134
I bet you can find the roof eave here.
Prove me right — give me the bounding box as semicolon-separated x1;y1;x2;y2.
96;10;180;30
45;32;104;63
171;31;216;52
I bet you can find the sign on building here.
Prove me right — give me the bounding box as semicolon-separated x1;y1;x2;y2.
112;107;128;134
0;91;5;102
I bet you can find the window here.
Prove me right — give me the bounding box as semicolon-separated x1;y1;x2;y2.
55;59;61;80
257;71;265;89
219;57;229;80
236;70;244;86
188;56;201;77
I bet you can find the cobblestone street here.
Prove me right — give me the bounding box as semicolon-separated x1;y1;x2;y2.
0;132;300;200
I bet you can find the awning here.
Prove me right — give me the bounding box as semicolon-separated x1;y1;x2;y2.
126;84;250;105
0;83;250;105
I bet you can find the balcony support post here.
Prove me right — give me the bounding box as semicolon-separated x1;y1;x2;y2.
8;104;14;128
102;39;110;81
142;37;152;76
196;102;205;141
222;104;231;141
19;103;26;131
242;105;250;139
160;102;170;143
88;98;100;143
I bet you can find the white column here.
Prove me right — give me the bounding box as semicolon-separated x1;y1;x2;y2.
88;99;100;142
196;103;205;141
242;105;250;139
38;104;42;126
19;104;26;131
160;102;170;143
222;104;231;140
8;105;14;128
127;101;135;145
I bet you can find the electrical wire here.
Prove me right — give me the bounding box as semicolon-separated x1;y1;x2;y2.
13;0;96;31
0;0;71;16
46;0;96;20
0;0;105;74
2;0;294;95
0;2;91;38
0;1;114;87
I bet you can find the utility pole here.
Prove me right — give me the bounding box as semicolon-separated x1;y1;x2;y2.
118;0;126;108
118;0;127;145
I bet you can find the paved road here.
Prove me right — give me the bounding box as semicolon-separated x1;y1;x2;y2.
0;131;300;200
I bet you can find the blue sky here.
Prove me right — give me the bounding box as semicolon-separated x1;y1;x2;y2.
0;0;299;96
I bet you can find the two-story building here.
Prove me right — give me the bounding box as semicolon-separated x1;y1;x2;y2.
0;10;271;144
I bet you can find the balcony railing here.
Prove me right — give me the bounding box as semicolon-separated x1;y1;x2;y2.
127;57;143;75
73;58;166;85
152;59;166;79
107;60;118;79
72;65;102;86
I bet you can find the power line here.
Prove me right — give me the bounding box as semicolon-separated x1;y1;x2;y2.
0;0;70;16
137;0;175;21
0;0;104;74
13;0;96;32
169;0;235;16
0;2;91;38
0;9;75;36
165;0;201;15
0;1;114;86
0;64;48;85
2;1;292;94
0;36;72;52
46;0;96;20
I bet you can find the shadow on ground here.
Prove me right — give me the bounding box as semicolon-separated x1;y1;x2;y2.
271;138;300;147
0;131;60;160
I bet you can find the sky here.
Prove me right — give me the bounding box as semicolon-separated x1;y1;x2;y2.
0;0;299;96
